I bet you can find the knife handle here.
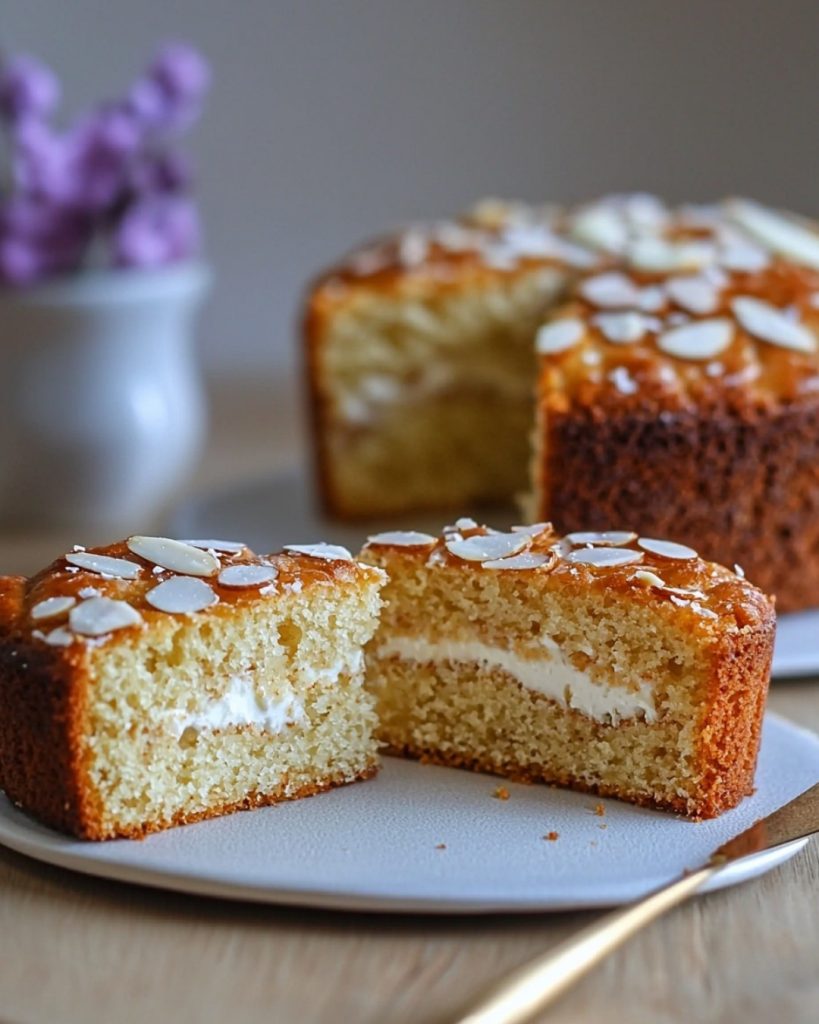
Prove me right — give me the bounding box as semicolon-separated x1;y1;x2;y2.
449;864;716;1024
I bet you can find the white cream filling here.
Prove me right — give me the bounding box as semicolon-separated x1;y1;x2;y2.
375;636;656;725
161;652;364;738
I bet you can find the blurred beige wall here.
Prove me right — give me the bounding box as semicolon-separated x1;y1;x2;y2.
4;0;819;380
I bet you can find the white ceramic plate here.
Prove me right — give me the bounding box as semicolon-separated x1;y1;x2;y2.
0;714;816;913
169;468;819;680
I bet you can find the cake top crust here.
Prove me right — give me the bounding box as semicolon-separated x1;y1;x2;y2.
0;536;385;652
310;193;819;403
313;193;819;291
362;521;773;635
537;260;819;406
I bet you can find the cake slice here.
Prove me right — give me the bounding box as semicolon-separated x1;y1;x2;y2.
360;521;774;818
0;536;385;839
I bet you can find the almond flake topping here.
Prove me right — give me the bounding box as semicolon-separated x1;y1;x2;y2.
127;536;219;577
218;564;278;588
727;199;819;270
535;318;585;354
482;551;555;571
569;204;628;253
146;577;218;614
69;597;142;637
657;318;733;360
31;596;76;621
626;237;715;274
33;626;74;647
182;539;247;554
454;517;479;530
65;552;142;579
718;242;770;273
665;275;720;315
731;296;816;353
510;522;552;536
566;531;637;546
367;531;437;547
284;543;353;561
633;570;667;588
593;311;654;345
638;538;698;559
579;272;640;309
445;532;529;562
567;548;642;568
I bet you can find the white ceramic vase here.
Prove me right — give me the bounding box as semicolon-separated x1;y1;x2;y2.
0;263;210;533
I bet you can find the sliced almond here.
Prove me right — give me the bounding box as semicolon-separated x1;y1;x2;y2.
727;198;819;270
666;276;720;315
65;552;142;579
367;531;437;547
638;538;698;559
510;522;552;536
718;242;770;273
482;551;555;571
146;577;218;613
284;543;353;561
535;318;585;354
218;565;278;588
657;318;734;360
593;311;653;344
445;533;529;562
569;204;628;253
182;539;247;554
69;597;142;636
731;296;816;353
31;595;76;622
626;237;715;274
566;531;637;546
566;548;643;568
33;626;75;647
127;536;219;577
633;570;667;588
579;272;640;308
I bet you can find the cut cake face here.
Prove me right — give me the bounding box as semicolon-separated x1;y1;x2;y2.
360;522;775;819
0;537;386;839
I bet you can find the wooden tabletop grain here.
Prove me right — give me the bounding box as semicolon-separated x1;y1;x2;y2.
0;380;817;1024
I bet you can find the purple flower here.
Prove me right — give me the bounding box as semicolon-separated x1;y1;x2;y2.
113;194;201;268
0;42;208;286
151;42;211;106
0;54;60;122
68;105;142;210
129;149;193;195
10;120;76;204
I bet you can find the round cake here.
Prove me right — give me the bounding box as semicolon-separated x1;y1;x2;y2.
304;195;819;610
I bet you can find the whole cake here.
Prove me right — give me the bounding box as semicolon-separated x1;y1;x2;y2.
305;195;819;610
361;521;775;819
0;536;384;839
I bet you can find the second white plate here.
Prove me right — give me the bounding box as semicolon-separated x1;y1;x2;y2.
169;468;819;680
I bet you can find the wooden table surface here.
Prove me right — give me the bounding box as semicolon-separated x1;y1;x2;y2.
1;380;817;1024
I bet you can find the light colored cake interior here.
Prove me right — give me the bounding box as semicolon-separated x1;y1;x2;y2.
312;266;566;516
83;580;381;837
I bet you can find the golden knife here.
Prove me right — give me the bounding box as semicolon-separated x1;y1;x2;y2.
450;781;819;1024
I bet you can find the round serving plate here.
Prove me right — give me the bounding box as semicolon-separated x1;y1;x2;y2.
0;714;816;913
168;467;819;680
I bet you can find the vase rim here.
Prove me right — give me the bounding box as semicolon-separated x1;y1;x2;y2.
0;261;211;308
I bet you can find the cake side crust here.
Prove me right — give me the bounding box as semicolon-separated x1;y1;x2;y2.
537;396;819;611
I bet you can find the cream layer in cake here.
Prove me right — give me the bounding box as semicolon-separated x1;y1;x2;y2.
375;635;655;725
